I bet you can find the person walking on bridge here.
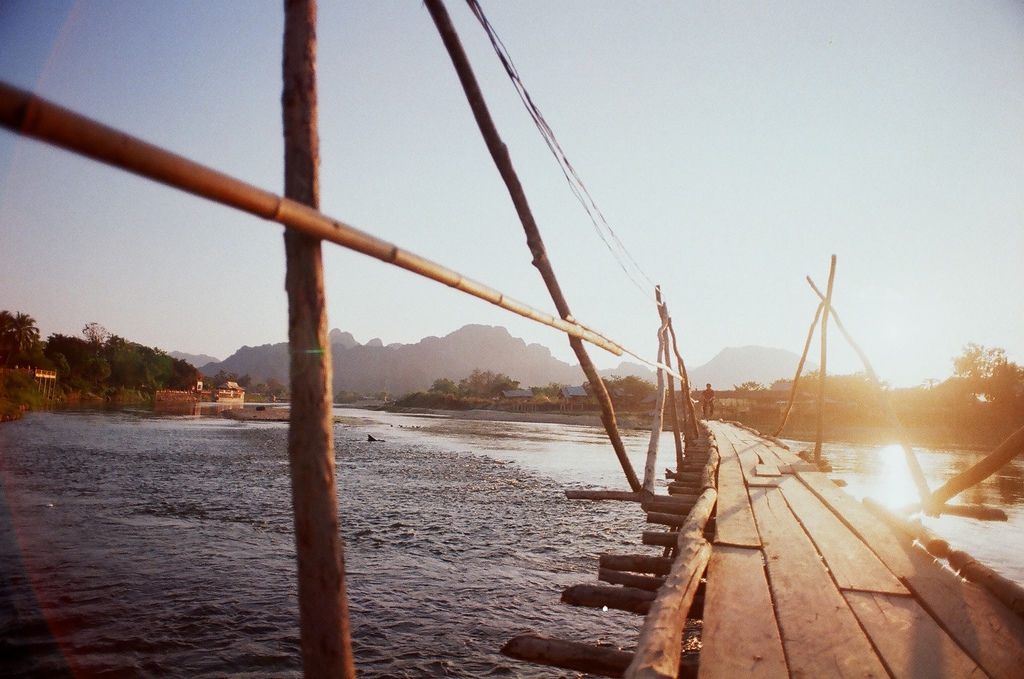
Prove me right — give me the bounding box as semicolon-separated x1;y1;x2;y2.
701;383;715;419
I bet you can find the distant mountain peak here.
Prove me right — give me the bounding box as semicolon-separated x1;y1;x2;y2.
170;351;220;368
186;326;809;396
329;329;360;349
690;346;814;390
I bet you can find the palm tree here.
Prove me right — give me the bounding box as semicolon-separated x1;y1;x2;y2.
0;310;41;367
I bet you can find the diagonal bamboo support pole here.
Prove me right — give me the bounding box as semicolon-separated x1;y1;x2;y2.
927;425;1024;509
282;2;354;676
773;301;823;438
424;0;641;492
805;277;932;508
666;317;700;442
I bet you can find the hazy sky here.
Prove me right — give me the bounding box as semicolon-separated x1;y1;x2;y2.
2;1;1022;387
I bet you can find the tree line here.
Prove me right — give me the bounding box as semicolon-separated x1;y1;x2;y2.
5;308;1022;445
391;369;658;412
1;311;202;405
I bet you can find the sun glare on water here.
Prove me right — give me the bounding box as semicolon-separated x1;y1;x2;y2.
861;444;923;509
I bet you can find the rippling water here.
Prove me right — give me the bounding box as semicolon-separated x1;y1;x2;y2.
1;408;655;677
2;407;1022;677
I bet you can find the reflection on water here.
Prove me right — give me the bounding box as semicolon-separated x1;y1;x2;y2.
787;438;1024;585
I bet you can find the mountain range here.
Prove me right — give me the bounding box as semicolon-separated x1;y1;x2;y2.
171;324;811;396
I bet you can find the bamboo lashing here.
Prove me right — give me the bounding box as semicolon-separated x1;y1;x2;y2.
0;80;626;360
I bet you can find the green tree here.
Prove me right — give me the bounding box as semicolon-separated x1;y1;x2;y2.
734;381;767;392
430;377;458;395
531;383;565;399
603;375;656;410
458;369;519;398
82;322;110;348
0;310;41;367
954;343;1007;381
952;343;1019;403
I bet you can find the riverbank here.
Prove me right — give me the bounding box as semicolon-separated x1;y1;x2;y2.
217;404;1000;450
218;405;641;429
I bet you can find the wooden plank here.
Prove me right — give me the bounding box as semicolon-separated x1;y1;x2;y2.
755;440;804;467
736;446;761;481
800;470;1024;678
748;458;783;487
843;590;985;679
750;486;889;678
698;545;788;679
778;476;906;595
712;436;760;548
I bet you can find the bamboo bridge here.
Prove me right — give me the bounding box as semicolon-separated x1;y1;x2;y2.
503;420;1024;678
3;1;1024;677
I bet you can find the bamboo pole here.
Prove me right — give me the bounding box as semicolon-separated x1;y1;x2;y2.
666;317;700;442
565;489;640;502
814;255;837;462
502;634;634;677
927;424;1024;509
656;289;684;470
625;488;716;679
642;315;670;493
423;0;641;492
281;3;354;677
773;301;823;438
0;82;626;360
805;277;932;506
562;583;657;614
599;553;674;576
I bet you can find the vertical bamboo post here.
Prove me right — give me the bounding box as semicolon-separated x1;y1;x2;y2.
814;255;836;462
656;288;684;470
424;0;641;492
642;315;669;493
282;2;355;677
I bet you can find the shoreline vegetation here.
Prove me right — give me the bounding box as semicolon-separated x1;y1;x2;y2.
3;310;1022;450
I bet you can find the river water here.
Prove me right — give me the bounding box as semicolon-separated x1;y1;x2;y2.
1;407;1021;677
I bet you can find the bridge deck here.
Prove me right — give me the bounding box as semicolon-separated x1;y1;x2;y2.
701;421;1024;679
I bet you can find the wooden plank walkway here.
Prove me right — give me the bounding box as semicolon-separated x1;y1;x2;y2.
701;421;1024;679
